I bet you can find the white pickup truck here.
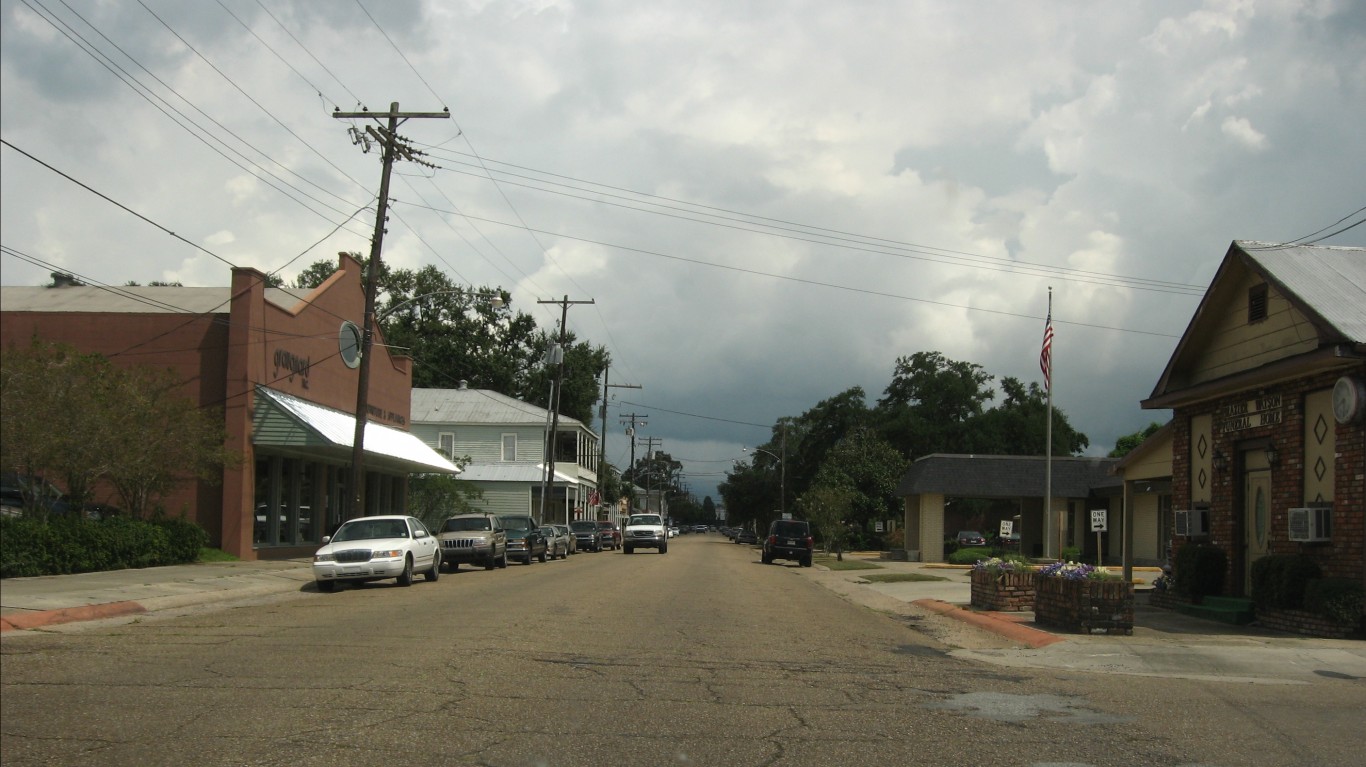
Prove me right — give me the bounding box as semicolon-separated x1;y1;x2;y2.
622;513;668;554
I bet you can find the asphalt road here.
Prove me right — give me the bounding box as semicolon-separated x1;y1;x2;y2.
2;535;1362;766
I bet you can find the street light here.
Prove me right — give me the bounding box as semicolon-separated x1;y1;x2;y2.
348;288;508;520
743;445;785;519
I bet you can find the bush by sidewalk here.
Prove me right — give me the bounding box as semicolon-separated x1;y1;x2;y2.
0;515;208;578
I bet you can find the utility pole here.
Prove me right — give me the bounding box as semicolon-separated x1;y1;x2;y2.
641;436;663;514
333;102;448;520
537;295;594;524
597;363;640;517
619;413;648;511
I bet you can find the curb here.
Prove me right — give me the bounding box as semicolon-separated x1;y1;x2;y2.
0;601;147;633
913;598;1066;648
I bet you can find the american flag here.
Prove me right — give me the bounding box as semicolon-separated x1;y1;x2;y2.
1039;308;1054;392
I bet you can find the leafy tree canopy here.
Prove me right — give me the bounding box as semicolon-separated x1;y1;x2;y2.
1109;421;1166;458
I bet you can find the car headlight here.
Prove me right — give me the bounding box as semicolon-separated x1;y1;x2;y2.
314;553;334;562
373;549;403;559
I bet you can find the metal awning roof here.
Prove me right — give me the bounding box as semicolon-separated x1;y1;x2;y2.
253;387;460;475
457;463;578;485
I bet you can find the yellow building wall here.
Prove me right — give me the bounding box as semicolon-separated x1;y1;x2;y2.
1132;493;1160;562
1304;389;1336;503
1190;271;1318;385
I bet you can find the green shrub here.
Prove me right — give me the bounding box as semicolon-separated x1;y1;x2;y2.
1173;543;1226;600
155;516;210;563
948;546;994;565
1061;546;1082;562
0;514;209;578
1304;578;1365;629
1250;554;1322;610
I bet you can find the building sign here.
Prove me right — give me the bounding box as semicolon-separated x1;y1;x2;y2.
1090;509;1108;532
273;348;311;389
366;403;407;426
1216;395;1282;434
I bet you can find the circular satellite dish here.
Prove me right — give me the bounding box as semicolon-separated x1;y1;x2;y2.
339;321;363;369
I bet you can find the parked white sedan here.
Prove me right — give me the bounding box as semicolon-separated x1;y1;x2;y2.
313;515;441;591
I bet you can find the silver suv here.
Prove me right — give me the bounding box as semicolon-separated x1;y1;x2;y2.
437;513;507;570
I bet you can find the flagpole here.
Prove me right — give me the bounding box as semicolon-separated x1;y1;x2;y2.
1043;287;1054;560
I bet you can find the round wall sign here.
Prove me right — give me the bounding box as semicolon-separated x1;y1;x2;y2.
339;321;363;369
1332;376;1365;424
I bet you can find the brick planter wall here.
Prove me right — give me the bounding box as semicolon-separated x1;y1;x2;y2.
970;570;1035;611
1255;606;1359;639
1148;589;1193;611
1034;575;1135;635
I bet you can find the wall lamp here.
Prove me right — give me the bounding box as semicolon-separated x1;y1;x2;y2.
1212;449;1229;473
1265;443;1280;466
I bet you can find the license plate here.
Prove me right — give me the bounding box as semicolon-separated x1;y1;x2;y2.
342;566;361;574
785;539;797;545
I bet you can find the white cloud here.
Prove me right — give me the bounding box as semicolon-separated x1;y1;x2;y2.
1220;115;1270;150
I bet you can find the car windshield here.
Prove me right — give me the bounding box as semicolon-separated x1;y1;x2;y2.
571;521;597;532
443;517;491;533
332;519;408;542
772;521;807;536
630;515;661;526
500;517;533;532
539;526;557;537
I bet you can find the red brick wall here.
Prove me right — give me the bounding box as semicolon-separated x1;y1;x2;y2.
1169;366;1366;594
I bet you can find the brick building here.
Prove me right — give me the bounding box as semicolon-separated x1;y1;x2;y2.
0;254;458;560
1141;240;1365;596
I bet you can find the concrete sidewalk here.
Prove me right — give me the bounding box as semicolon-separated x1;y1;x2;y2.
0;559;314;632
797;552;1366;685
3;550;1364;686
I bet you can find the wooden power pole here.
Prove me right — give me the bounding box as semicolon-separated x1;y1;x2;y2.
332;102;448;520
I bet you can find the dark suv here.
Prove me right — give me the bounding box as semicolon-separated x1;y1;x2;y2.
762;519;813;567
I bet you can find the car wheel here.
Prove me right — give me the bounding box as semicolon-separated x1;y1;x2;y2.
450;560;460;572
498;550;508;568
524;553;533;565
660;543;667;554
484;554;496;570
538;549;548;563
801;556;813;568
316;580;335;593
761;552;772;564
397;556;414;586
624;545;633;554
425;554;440;582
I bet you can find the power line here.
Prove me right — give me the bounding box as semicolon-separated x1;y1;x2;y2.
397;199;1183;339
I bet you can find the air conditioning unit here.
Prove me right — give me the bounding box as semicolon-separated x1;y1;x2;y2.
1288;507;1332;543
1174;508;1209;538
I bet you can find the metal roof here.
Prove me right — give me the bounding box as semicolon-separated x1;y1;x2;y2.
0;285;311;314
1235;240;1366;342
411;387;590;432
255;387;460;474
896;454;1121;498
458;463;577;485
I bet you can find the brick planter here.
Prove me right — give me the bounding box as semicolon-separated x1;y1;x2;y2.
970;569;1035;611
1255;606;1359;639
1147;588;1192;611
1034;575;1134;635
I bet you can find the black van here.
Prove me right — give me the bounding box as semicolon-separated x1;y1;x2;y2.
762;518;813;567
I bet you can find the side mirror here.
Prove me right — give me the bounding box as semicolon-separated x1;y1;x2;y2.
414;529;428;539
321;536;331;544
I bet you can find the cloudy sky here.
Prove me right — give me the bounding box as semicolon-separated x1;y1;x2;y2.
3;0;1364;502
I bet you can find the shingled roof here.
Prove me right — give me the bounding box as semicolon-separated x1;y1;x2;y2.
896;454;1121;498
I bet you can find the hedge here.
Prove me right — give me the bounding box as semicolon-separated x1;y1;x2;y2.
948;546;995;565
0;515;208;578
1250;553;1322;611
1173;543;1226;600
1303;578;1365;629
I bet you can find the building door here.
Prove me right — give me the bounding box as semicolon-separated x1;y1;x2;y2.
1244;470;1271;593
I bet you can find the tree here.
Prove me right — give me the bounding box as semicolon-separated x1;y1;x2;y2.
810;427;906;533
407;472;483;532
964;376;1089;456
800;484;856;560
1110;421;1165;458
0;341;237;518
874;351;994;457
